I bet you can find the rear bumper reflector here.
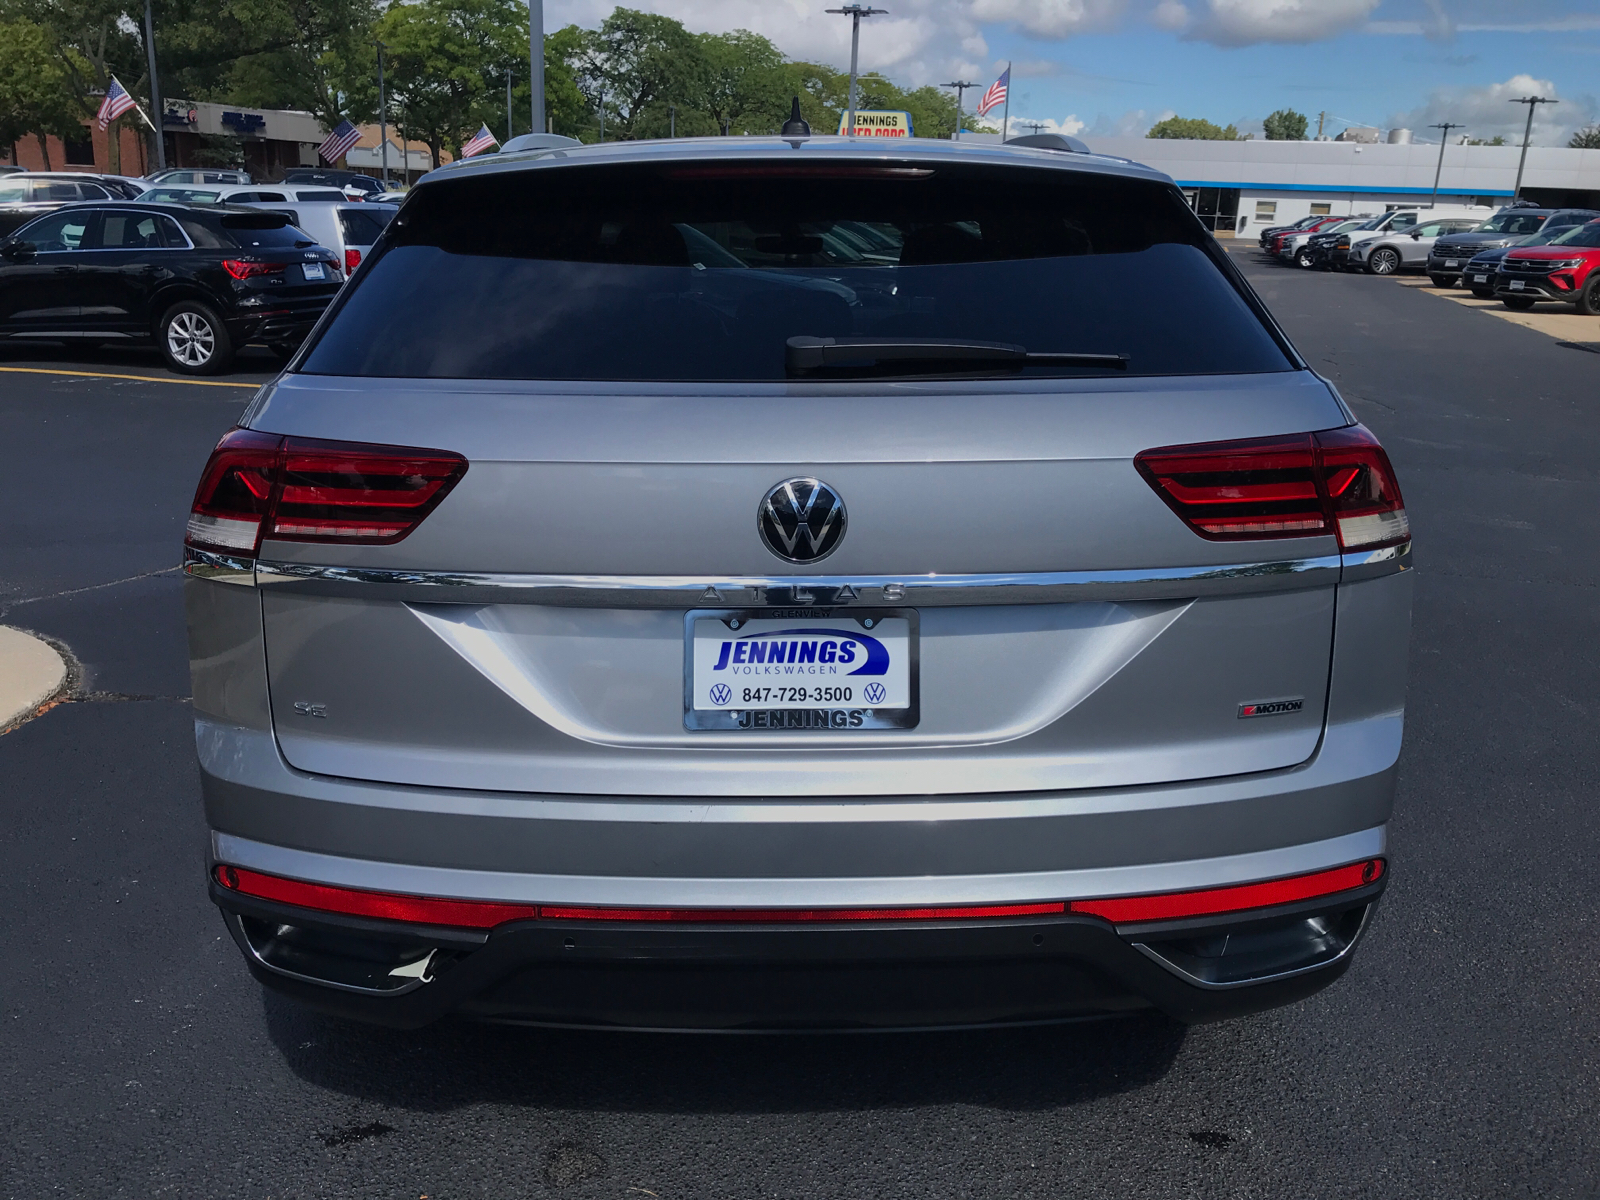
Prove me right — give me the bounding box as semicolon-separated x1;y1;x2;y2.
215;859;1385;932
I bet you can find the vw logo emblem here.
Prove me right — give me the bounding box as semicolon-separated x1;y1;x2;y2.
709;683;732;706
758;478;846;563
863;682;886;705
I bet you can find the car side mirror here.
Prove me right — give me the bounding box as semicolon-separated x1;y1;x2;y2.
1409;231;1422;239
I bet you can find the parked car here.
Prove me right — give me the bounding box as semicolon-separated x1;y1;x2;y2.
1347;216;1482;275
1458;230;1566;298
1302;216;1384;270
186;136;1411;1031
282;169;383;200
1265;215;1345;258
1278;217;1373;268
0;202;341;372
146;168;251;186
1494;218;1600;313
141;183;351;206
1335;204;1489;271
240;200;397;275
0;164;26;176
1427;207;1600;287
0;173;116;237
1257;213;1328;249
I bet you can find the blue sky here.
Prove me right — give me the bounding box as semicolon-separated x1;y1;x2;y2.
550;0;1600;144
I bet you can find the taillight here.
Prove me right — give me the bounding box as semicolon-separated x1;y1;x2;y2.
222;259;286;280
344;248;361;272
1135;424;1408;550
185;431;467;556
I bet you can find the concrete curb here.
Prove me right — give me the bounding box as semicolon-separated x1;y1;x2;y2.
0;625;68;732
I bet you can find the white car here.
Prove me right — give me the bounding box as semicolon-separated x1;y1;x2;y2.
139;183;353;206
1339;204;1490;271
239;200;399;276
1347;216;1484;276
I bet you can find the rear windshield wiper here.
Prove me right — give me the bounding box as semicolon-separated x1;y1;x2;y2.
785;336;1128;377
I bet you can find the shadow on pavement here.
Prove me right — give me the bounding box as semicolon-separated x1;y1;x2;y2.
262;991;1187;1115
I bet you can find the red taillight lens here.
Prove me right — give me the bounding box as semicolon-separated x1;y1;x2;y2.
1135;424;1408;550
185;432;467;556
1068;858;1384;924
344;248;361;272
222;259;286;280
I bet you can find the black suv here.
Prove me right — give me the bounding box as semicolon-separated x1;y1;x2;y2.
1427;206;1600;287
0;202;342;374
283;169;383;198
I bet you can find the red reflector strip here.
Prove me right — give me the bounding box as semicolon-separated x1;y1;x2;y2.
537;902;1067;923
216;865;538;929
1068;859;1384;924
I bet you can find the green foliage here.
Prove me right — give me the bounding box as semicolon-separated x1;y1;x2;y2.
1567;126;1600;150
1147;115;1241;140
0;18;93;155
1262;108;1307;141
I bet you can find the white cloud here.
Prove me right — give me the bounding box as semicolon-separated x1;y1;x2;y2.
1002;113;1088;135
1368;15;1600;35
1395;73;1598;146
1086;107;1175;136
966;0;1126;40
1150;1;1190;31
1184;0;1381;46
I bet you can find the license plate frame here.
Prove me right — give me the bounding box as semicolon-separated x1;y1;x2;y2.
1474;274;1488;283
302;261;326;280
1443;259;1459;268
683;607;920;731
1509;279;1525;290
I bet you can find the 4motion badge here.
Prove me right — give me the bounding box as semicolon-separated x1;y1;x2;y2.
1238;697;1304;718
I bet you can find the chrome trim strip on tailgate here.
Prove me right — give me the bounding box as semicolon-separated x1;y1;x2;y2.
246;553;1346;606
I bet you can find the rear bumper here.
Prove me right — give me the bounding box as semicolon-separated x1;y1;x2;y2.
225;299;333;344
212;869;1386;1030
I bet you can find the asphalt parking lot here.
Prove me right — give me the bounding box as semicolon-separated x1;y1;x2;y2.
3;254;1598;1199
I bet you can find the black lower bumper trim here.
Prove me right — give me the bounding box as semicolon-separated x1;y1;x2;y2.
214;879;1385;1031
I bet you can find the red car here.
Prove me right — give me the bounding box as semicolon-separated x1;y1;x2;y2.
1495;218;1600;314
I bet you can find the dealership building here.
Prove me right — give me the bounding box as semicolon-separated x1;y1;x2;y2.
1071;136;1600;234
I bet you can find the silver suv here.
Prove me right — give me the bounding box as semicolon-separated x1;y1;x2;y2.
185;136;1411;1031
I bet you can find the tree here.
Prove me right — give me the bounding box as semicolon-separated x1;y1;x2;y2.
1466;135;1506;146
1569;126;1600;149
0;18;93;168
575;8;708;140
378;0;528;166
697;29;788;137
1262;108;1307;141
1147;115;1240;140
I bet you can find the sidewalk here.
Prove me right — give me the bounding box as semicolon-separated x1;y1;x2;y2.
0;626;67;730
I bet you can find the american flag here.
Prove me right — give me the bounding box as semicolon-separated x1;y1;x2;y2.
460;124;498;158
97;76;137;130
976;67;1010;118
317;119;362;165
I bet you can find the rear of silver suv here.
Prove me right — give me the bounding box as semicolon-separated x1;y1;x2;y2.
184;138;1411;1030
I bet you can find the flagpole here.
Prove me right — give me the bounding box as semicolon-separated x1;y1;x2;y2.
1001;61;1010;141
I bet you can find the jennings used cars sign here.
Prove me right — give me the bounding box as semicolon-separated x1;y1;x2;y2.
836;110;914;137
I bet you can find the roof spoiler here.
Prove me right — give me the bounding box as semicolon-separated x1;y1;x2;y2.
1004;132;1091;155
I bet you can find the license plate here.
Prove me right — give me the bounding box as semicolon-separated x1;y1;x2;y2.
1509;279;1524;289
685;609;918;730
1444;259;1459;267
1474;274;1488;283
302;262;326;280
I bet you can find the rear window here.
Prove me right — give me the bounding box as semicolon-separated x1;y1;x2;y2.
294;189;348;202
147;187;221;204
338;208;392;244
217;212;314;248
1477;212;1548;235
302;161;1293;382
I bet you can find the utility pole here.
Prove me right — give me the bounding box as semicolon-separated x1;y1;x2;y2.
528;0;544;137
826;5;887;137
1509;95;1557;198
142;0;166;170
598;87;604;142
1427;120;1461;208
669;104;676;138
375;40;389;187
941;80;976;140
506;67;513;142
1023;121;1047;135
1316;110;1326;140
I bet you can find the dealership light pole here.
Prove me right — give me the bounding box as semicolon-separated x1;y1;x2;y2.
1427;120;1461;208
507;67;514;141
1509;95;1557;199
826;5;887;136
375;39;390;187
529;0;545;135
941;80;976;140
142;0;166;170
